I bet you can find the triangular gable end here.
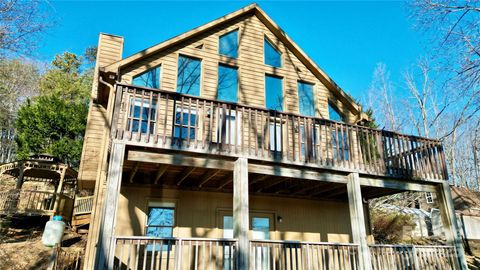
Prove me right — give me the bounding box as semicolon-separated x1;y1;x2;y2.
103;3;365;120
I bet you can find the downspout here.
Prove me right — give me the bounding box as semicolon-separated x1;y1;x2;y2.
97;73;117;183
91;73;118;269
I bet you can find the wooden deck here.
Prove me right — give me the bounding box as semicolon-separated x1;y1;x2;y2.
0;189;73;216
111;83;448;182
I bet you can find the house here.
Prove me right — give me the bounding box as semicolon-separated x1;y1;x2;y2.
77;4;468;269
431;186;480;256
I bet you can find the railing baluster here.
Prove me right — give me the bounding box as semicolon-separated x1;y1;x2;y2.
112;84;449;181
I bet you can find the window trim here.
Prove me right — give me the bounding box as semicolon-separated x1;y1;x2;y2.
218;28;239;59
264;36;282;68
132;65;162;89
176;54;203;96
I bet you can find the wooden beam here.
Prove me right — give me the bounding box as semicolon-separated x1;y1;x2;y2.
233;157;249;269
198;169;221;187
217;174;233;190
248;174;270;186
310;184;343;197
256;177;286;193
359;177;437;192
324;186;348;198
436;182;468;269
176;167;196;186
128;151;235;170
347;173;372;270
291;182;326;195
248;163;347;184
154;164;169;184
128;162;140;183
97;143;125;269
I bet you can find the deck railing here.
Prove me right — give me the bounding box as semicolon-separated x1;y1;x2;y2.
250;240;359;270
369;244;459;270
111;84;448;180
0;189;56;213
49;244;83;270
110;236;237;270
72;195;94;216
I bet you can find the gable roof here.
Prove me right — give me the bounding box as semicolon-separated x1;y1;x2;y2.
103;3;364;117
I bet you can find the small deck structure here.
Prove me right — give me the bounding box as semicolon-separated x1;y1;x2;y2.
0;154;78;219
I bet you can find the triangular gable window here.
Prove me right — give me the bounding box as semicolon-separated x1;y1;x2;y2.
264;38;281;68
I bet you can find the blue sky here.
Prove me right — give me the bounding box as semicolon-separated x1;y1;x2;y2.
38;0;429;100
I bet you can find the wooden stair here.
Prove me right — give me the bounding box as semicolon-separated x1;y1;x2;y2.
467;256;480;270
71;213;91;231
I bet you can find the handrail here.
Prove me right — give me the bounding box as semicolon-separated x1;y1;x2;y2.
111;83;449;181
111;236;238;270
250;239;359;246
115;83;441;143
73;195;94;216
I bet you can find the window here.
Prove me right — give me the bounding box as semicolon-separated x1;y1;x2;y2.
219;30;238;58
252;216;271;269
265;75;283;111
217;65;238;102
264;38;281;67
222;216;234;270
300;124;320;158
145;206;174;250
146;207;174;237
252;217;270;240
132;66;161;88
328;103;345;122
332;128;349;161
127;98;157;134
269;122;282;152
177;55;201;96
174;106;197;140
425;192;434;204
298;82;315;116
217;110;240;146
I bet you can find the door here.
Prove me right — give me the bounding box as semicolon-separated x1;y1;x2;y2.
251;214;274;269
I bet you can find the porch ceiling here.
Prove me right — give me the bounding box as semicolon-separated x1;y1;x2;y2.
122;160;403;201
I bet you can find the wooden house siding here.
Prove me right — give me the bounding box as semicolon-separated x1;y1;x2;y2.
115;186;372;243
118;13;356;123
78;34;124;190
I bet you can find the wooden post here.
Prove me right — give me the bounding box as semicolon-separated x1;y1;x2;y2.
233;157;249;270
436;182;468;270
53;167;67;214
347;173;372;270
95;142;125;270
15;162;25;189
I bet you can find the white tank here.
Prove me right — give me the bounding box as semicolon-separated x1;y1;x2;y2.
42;215;65;247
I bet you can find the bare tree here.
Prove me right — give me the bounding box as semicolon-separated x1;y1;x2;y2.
365;63;404;132
0;59;40;163
0;0;52;57
409;0;480;118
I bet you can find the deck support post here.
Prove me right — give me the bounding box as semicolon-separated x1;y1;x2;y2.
53;167;67;215
95;142;125;270
233;157;249;270
347;173;372;270
15;162;25;189
437;182;468;270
